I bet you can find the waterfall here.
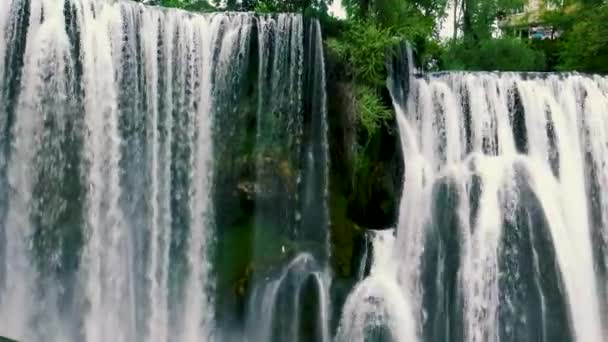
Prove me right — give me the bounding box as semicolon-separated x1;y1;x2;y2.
336;229;418;342
338;43;608;341
243;14;331;342
9;0;607;340
0;1;329;341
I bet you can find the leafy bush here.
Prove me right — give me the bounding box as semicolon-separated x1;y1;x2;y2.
252;0;330;13
355;85;393;138
327;21;398;86
441;38;546;71
148;0;216;11
529;38;561;72
326;21;396;139
559;5;608;73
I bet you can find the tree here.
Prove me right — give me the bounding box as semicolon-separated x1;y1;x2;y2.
342;0;447;30
210;0;331;12
457;0;524;40
559;4;608;73
441;37;545;70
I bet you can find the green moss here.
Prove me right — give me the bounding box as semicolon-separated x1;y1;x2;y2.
330;187;362;277
215;215;255;303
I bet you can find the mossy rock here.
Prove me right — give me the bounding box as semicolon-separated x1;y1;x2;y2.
234;263;254;297
330;189;363;278
325;56;404;280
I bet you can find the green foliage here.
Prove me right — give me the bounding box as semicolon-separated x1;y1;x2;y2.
336;0;440;72
342;0;441;34
329;189;361;277
355;85;393;137
340;0;369;18
441;38;546;71
437;0;608;74
326;18;434;83
327;21;395;139
541;7;579;32
559;4;608;73
211;0;331;12
451;0;525;41
151;0;332;12
535;0;608;73
253;0;277;13
343;0;447;24
529;38;561;71
151;0;216;11
327;21;397;86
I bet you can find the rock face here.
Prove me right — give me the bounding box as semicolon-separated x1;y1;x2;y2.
325;46;404;279
212;16;333;339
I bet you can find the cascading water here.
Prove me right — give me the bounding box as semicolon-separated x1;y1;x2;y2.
0;1;329;341
336;229;418;342
338;46;608;341
243;14;331;342
8;0;606;340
